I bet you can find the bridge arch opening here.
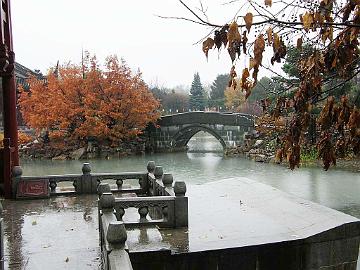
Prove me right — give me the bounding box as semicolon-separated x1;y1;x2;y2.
187;131;224;152
170;125;227;151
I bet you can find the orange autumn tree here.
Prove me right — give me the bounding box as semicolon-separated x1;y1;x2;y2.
19;55;160;148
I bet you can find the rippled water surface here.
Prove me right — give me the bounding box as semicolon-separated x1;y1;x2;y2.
21;133;360;219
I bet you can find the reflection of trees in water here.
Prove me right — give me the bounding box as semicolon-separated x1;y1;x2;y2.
187;131;223;153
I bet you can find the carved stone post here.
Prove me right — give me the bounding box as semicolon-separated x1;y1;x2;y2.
162;174;173;187
11;165;22;197
154;166;163;180
174;181;188;227
99;193;115;213
138;175;148;194
97;183;111;197
154;166;163;196
146;161;155;174
116;179;123;190
75;163;98;194
106;221;127;249
138;206;149;222
147;161;156;196
106;221;133;270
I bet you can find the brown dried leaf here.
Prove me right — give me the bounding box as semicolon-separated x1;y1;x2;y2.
318;96;335;130
265;0;272;7
275;148;283;164
227;21;241;47
240;68;253;99
249;57;255;70
241;68;250;87
342;3;352;22
288;144;300;170
228;66;237;89
302;12;314;31
273;33;280;51
254;35;265;67
348;107;360;137
227;22;241;62
244;13;253;33
297;38;303;50
202;37;215;59
242;31;248;54
214;30;222;50
317;133;336;171
271;34;287;65
227;46;237;62
266;27;273;46
321;26;333;43
314;12;324;25
230;65;237;78
220;25;229;47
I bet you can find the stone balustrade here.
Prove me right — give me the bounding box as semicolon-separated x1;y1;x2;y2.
99;194;133;270
12;163;150;198
12;161;187;202
98;183;188;228
97;167;188;269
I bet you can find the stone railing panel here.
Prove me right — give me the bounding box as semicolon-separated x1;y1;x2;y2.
13;163;151;197
114;196;176;228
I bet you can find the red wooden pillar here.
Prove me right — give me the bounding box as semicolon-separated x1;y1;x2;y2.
0;0;19;198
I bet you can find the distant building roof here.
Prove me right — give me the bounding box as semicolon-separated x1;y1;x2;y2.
15;62;44;87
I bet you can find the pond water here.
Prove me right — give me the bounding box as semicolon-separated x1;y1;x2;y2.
20;132;360;219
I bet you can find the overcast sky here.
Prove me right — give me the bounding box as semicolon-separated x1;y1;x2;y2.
12;0;277;89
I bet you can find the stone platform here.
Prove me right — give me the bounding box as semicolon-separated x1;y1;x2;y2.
126;178;360;270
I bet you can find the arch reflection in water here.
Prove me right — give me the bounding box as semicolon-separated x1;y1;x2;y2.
186;131;224;153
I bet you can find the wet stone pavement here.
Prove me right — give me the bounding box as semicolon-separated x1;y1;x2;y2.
2;195;101;270
1;178;359;270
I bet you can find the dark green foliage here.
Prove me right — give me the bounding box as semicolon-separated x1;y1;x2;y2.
209;74;229;108
189;72;207;111
248;77;272;103
282;44;314;80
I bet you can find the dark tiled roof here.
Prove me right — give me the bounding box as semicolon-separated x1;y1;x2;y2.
15;62;44;87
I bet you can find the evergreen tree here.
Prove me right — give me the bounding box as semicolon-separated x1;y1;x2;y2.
189;72;206;111
209;74;229;109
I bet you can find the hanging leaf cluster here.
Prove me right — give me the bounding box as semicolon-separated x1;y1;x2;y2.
195;0;360;169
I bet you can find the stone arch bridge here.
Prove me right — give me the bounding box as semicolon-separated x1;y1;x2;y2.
146;112;255;152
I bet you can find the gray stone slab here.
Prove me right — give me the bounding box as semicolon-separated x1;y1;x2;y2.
127;177;360;254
